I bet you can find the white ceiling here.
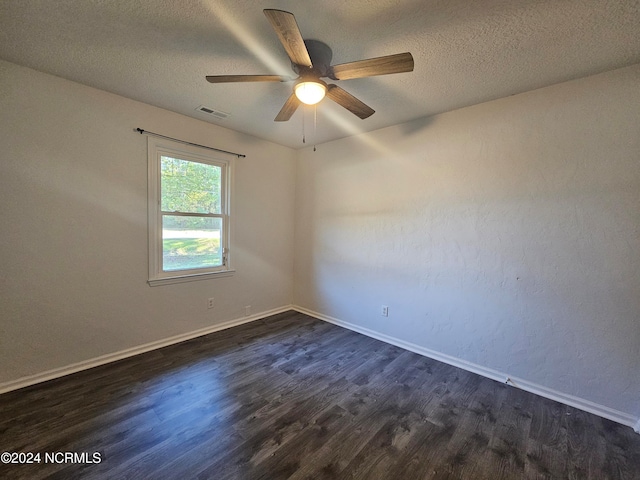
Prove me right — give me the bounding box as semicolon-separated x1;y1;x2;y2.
1;0;638;149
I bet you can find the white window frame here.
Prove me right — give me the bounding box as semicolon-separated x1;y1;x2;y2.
147;137;234;286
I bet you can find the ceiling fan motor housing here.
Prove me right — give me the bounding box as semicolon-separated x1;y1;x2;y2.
292;40;333;79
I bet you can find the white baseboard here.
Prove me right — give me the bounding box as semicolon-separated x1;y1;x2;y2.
0;305;294;395
293;306;640;431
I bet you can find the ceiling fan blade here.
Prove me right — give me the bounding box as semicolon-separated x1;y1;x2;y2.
264;9;312;68
206;75;291;83
275;93;301;122
331;52;414;80
326;85;375;119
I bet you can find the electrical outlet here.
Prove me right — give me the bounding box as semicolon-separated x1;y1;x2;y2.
208;298;215;309
382;305;389;317
245;305;251;317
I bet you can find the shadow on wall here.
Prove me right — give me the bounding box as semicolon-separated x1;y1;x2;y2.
400;114;435;136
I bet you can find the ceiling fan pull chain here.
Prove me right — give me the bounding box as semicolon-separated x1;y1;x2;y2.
302;106;306;144
313;105;317;152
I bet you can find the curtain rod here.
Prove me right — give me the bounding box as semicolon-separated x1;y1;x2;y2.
136;128;246;158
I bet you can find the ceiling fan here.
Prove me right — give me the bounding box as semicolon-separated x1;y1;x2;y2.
206;9;414;121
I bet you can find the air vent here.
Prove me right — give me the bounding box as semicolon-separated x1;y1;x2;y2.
195;105;230;119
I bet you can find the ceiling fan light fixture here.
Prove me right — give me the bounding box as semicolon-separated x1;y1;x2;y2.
294;80;327;105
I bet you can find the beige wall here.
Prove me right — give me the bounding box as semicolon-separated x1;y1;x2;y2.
0;60;296;382
294;64;640;420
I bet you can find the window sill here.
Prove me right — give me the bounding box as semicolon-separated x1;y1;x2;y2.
148;269;236;287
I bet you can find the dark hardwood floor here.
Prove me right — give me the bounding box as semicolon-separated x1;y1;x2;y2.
1;311;639;479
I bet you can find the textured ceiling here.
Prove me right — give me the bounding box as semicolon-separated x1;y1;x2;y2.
1;0;639;148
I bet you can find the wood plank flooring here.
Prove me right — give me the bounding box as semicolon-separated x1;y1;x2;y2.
1;310;639;479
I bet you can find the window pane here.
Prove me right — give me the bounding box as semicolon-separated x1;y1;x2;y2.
162;216;222;271
161;156;221;214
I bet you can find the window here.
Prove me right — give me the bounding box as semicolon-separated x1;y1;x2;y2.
147;137;233;286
